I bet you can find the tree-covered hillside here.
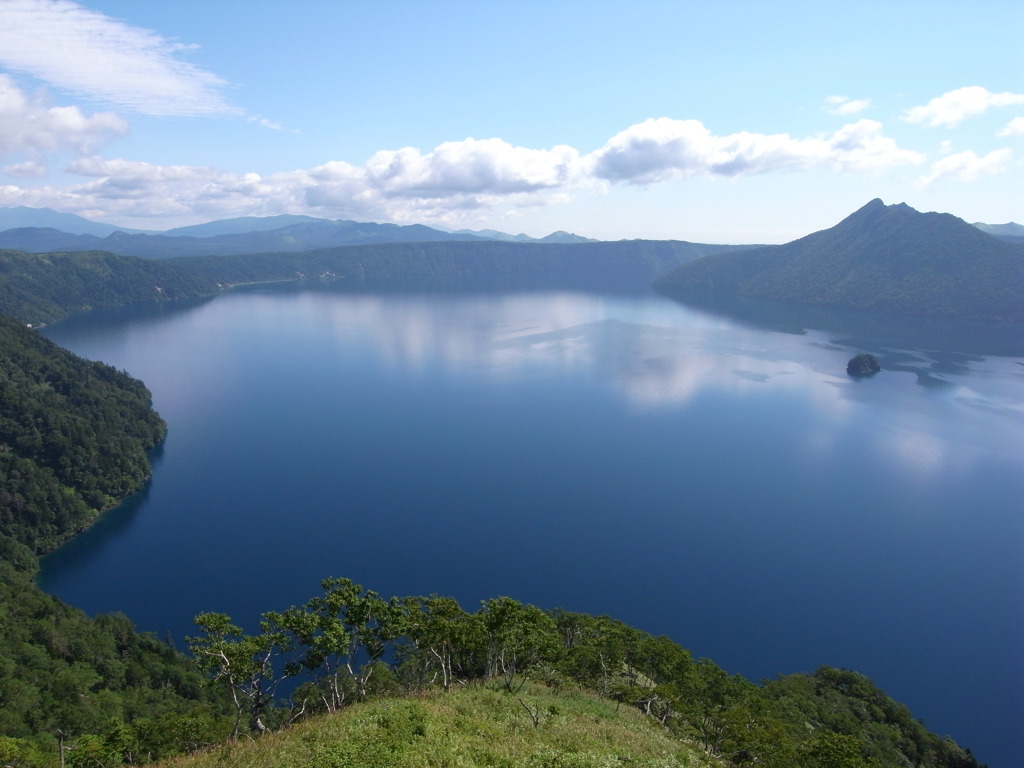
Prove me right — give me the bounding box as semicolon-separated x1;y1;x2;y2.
0;239;747;326
0;250;216;327
654;199;1024;323
177;238;739;285
0;556;229;767
0;313;166;554
0;314;227;766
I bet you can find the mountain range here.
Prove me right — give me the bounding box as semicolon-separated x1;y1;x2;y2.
973;221;1024;244
654;198;1024;323
0;200;1020;326
0;207;595;257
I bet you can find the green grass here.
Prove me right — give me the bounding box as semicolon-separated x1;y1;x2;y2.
157;684;719;768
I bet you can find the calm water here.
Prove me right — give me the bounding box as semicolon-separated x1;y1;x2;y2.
39;280;1024;766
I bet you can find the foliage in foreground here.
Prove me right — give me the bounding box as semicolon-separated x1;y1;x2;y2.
178;577;981;768
0;554;230;768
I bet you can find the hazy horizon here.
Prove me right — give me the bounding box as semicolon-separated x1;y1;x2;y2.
0;1;1020;242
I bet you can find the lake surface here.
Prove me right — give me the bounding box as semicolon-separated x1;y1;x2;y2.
39;279;1024;766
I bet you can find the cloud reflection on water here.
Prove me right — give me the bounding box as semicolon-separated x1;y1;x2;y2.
298;289;828;406
273;287;1023;489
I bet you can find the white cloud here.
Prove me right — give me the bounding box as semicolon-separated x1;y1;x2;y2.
998;116;1024;137
40;137;588;228
824;95;871;115
0;74;127;159
2;161;48;178
0;0;236;117
916;148;1013;186
0;116;926;229
588;118;922;184
902;86;1024;128
363;138;583;198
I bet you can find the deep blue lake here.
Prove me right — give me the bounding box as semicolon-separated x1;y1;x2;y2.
38;279;1023;766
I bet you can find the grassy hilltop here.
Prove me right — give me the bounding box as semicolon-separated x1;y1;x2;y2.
155;684;712;768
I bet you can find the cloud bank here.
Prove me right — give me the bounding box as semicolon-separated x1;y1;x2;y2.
0;72;1010;230
0;0;236;116
0;110;928;228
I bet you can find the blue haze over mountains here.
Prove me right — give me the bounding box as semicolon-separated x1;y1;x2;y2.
1;203;1022;246
0;206;598;258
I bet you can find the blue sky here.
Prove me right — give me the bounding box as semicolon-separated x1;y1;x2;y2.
0;0;1021;242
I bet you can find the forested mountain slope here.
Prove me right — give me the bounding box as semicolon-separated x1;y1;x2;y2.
176;238;739;285
0;249;216;326
0;314;166;553
654;199;1024;323
0;239;746;326
0;314;226;764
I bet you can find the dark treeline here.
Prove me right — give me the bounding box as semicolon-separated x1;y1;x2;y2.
0;250;214;327
176;238;740;286
180;577;981;768
0;240;745;327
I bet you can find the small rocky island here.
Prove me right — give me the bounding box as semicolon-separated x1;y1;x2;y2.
847;353;881;377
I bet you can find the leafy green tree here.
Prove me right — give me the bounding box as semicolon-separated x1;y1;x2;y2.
274;578;406;711
480;597;559;692
400;595;483;691
187;613;288;738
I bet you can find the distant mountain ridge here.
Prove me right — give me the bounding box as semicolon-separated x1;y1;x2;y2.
0;220;485;258
450;227;598;244
161;214;327;237
0;206;152;236
973;220;1024;244
654;199;1024;323
0;207;599;256
972;221;1024;237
